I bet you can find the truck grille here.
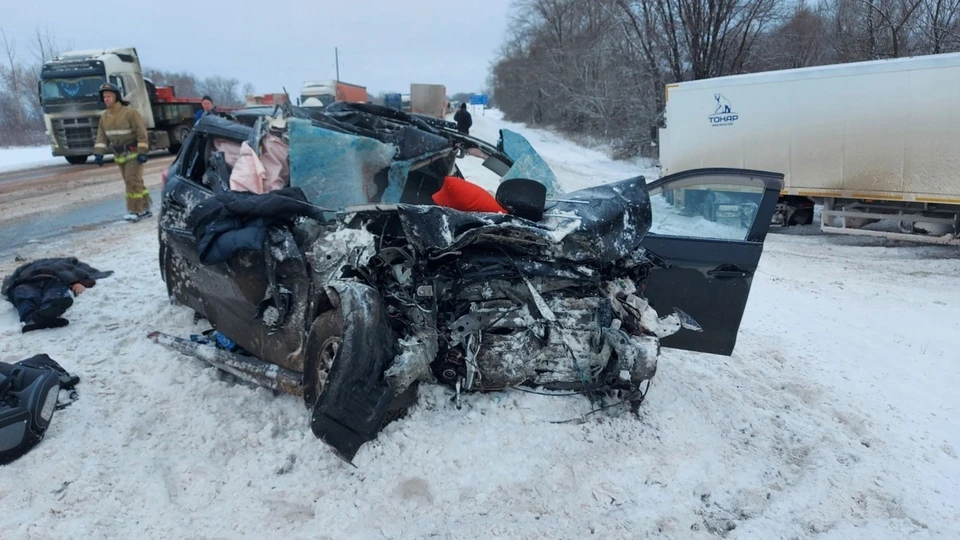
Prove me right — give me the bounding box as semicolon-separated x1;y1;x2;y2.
52;117;98;150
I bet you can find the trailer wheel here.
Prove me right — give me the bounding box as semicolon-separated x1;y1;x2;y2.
167;124;191;155
65;155;89;165
700;200;716;222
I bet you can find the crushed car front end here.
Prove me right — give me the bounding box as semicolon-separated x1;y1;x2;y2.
155;102;773;463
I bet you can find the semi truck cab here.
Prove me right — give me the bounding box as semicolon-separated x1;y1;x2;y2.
39;47;199;164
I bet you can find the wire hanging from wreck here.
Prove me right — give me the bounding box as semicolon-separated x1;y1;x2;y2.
547;379;653;425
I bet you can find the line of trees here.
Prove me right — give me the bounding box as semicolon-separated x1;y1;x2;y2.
0;26;252;147
142;69;252;108
0;28;64;146
490;0;960;158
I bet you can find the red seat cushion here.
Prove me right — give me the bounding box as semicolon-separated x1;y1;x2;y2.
431;176;506;213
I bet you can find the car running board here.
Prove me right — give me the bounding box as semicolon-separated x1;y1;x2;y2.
147;331;302;396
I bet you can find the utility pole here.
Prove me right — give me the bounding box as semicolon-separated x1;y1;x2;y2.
335;47;339;82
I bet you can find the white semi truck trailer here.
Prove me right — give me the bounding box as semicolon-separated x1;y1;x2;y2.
657;53;960;245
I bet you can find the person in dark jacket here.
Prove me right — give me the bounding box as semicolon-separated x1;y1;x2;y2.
194;95;216;124
454;103;472;134
2;258;113;333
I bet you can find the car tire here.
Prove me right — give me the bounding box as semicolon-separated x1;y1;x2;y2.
65;155;89;165
302;309;342;409
303;306;419;424
307;283;417;461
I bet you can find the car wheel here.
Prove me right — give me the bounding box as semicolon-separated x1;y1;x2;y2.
302;309;342;409
307;283;418;461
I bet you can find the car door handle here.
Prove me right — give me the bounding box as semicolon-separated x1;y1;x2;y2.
707;267;753;279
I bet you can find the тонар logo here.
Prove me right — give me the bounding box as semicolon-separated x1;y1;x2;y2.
709;94;738;126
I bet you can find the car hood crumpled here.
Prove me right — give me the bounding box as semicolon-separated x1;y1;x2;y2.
395;175;652;263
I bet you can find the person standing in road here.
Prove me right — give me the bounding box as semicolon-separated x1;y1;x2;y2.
194;95;216;124
454;102;472;135
93;83;152;222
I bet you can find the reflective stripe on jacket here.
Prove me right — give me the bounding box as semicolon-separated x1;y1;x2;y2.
95;102;148;154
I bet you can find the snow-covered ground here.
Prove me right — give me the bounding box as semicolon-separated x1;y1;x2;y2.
0;145;63;173
455;109;659;193
2;111;959;539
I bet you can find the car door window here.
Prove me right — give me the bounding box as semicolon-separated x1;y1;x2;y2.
648;173;767;242
639;169;783;356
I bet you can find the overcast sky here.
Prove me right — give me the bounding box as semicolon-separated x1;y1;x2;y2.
3;0;515;96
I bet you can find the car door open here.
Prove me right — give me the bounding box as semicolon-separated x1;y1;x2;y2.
640;168;784;356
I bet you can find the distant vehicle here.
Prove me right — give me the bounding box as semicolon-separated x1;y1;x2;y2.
245;93;289;107
299;80;367;107
39;47;204;164
410;84;446;118
384;92;402;110
657;52;960;245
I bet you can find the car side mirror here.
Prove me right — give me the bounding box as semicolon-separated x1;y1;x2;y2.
496;178;546;222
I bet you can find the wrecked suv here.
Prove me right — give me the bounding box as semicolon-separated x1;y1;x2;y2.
156;102;783;461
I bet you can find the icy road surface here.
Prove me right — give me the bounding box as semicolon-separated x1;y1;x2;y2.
1;110;958;539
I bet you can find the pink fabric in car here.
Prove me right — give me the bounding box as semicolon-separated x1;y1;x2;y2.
260;134;290;192
229;141;268;194
227;136;290;194
213;138;241;168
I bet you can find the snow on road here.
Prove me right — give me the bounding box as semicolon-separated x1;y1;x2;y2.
0;145;64;173
1;111;959;539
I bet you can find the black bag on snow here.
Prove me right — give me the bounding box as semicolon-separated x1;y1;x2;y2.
0;355;78;465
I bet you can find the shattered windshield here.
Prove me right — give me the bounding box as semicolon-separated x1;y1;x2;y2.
498;130;560;196
41;76;104;101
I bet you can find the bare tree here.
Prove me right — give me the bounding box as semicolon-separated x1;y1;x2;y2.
0;28;25;127
750;3;831;70
30;26;68;64
242;82;256;100
0;27;45;146
915;0;960;53
143;69;202;97
200;75;242;107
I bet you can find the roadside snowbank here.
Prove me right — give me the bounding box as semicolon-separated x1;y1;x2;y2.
1;111;958;539
0;146;63;173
